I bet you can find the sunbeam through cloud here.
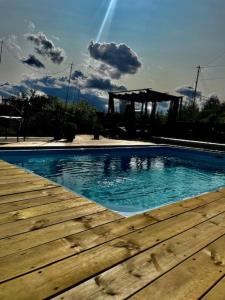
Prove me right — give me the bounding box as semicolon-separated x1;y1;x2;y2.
96;0;118;42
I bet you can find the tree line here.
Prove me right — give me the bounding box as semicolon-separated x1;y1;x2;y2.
0;90;102;141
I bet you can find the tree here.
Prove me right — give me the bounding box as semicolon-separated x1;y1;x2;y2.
180;101;200;122
200;95;222;123
72;100;98;133
1;88;101;138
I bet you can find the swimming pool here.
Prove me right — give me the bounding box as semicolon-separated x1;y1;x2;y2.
1;146;225;215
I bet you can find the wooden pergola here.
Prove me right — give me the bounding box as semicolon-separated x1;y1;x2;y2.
108;88;183;123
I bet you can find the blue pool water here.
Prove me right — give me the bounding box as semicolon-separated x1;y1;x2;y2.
1;146;225;215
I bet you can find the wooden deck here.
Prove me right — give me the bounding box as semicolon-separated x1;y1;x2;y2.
0;160;225;299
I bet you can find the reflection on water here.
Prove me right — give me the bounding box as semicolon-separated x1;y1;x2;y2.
2;147;225;215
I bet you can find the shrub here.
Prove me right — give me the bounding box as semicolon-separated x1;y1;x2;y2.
64;122;77;142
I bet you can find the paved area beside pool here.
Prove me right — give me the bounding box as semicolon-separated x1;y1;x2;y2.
0;135;154;149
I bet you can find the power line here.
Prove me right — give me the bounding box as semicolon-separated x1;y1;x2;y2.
199;72;210;96
200;76;225;81
204;50;225;68
201;65;225;69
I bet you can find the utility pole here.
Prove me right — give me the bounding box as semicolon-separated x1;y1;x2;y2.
65;63;73;109
0;40;3;64
193;65;201;105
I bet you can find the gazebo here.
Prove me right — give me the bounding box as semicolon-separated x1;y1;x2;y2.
108;88;183;123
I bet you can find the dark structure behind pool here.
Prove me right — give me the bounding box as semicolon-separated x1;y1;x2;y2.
108;88;183;137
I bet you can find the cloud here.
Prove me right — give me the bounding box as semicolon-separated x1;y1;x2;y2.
51;35;60;41
71;70;87;80
21;74;109;110
81;74;126;92
22;55;45;69
25;32;66;64
0;75;110;112
28;21;36;31
88;41;142;79
71;70;125;92
3;35;23;59
0;70;126;111
90;63;121;79
175;85;201;99
0;82;27;98
24;20;35;32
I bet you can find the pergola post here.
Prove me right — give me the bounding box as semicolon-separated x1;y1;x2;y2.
179;97;183;120
168;100;174;123
144;101;148;117
130;100;135;112
150;101;157;122
168;99;179;123
108;93;115;114
141;102;144;116
173;100;179;122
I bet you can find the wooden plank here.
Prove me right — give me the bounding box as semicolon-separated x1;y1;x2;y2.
0;179;58;196
0;210;152;259
0;160;15;166
0;174;41;185
0;172;33;179
1;198;225;299
2;194;225;256
0;186;63;204
0;161;20;170
148;190;225;221
0;161;17;167
201;276;225;300
0;212;156;281
0;169;29;176
0;203;106;241
0;210;121;258
0;165;18;170
0;197;91;225
130;234;225;300
0;188;74;213
0;210;124;282
53;211;225;300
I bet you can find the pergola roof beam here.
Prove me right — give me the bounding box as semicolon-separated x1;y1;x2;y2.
109;88;181;103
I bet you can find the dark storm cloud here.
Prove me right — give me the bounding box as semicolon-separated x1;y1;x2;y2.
71;70;87;80
22;55;45;69
25;32;66;64
96;63;121;79
82;74;126;91
88;41;142;78
71;69;126;92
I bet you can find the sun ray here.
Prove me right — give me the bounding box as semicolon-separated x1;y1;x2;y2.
96;0;118;42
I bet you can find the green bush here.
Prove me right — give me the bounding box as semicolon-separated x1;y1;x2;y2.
64;122;77;142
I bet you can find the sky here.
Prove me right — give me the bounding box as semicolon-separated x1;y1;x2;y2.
0;0;225;110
